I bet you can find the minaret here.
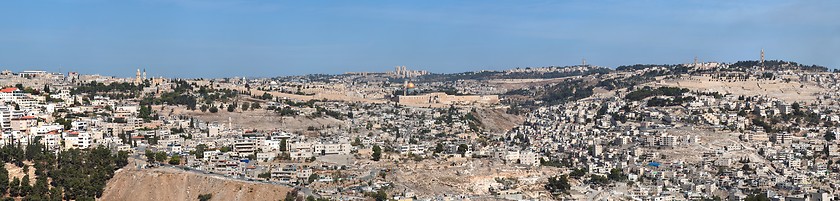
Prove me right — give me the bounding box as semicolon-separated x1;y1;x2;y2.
582;58;587;66
760;49;765;67
403;80;408;96
143;69;147;80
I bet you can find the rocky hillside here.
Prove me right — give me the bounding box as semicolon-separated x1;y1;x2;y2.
101;167;291;201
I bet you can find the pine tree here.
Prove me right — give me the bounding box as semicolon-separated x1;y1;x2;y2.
0;165;8;195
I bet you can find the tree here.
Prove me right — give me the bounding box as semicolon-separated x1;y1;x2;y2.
10;177;19;197
115;151;129;168
569;168;587;179
308;173;319;184
198;193;213;201
241;102;250;111
48;187;62;201
826;131;836;141
434;143;444;153
372;189;387;201
227;103;236;112
745;193;771;201
155;152;168;163
545;175;571;195
200;104;209;112
279;139;287;152
589;174;609;185
283;190;299;201
608;168;627;182
168;155;181;165
209;106;219;113
139;104;152;121
0;165;7;195
32;176;48;197
20;175;30;197
195;144;208;159
251;102;261;109
145;150;156;164
457;144;468;157
372;145;382;161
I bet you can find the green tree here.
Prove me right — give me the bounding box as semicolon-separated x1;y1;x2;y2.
32;176;48;197
227;103;236;112
308;173;319;184
198;193;213;201
545;175;571;196
145;150;156;164
457;144;468;157
209;106;219;113
372;189;387;201
155;152;168;163
10;177;19;197
434;143;444;153
241;102;250;111
20;175;30;197
115;150;129;168
251;102;261;109
745;193;771;201
48;187;62;201
372;145;382;161
168;155;181;165
139;104;152;121
608;168;627;181
0;165;7;195
283;190;298;201
279;139;287;152
195;144;208;159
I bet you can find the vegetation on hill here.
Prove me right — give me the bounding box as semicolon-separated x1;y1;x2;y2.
0;141;128;201
730;60;828;72
418;66;610;82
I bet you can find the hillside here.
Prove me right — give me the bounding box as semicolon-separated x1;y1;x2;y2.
101;167;291;201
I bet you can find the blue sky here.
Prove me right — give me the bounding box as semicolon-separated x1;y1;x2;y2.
0;0;838;78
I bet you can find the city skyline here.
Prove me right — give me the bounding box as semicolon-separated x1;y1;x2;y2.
0;0;838;78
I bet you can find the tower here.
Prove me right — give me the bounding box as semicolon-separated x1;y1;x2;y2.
760;49;765;67
135;69;141;84
403;80;408;96
143;69;147;80
582;58;587;66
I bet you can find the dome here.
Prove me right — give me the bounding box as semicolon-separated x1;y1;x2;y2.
406;82;416;88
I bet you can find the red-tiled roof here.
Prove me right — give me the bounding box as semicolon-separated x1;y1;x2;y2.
0;88;18;93
20;116;36;120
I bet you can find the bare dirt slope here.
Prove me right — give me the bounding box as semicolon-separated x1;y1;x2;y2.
101;167;291;201
474;109;524;133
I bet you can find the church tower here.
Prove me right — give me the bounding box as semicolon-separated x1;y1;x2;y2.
135;69;142;84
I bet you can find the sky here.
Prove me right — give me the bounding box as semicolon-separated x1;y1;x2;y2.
0;0;838;78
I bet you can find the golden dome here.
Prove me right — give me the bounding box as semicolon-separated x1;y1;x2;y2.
406;82;416;88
